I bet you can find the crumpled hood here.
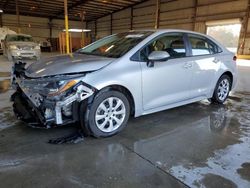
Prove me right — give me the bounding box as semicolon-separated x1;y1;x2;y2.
26;53;115;78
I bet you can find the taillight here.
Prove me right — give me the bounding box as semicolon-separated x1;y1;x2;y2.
233;56;237;61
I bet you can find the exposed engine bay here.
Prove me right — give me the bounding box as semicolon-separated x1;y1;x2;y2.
11;61;97;128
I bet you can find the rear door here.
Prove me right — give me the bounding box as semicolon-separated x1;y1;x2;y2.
186;34;222;98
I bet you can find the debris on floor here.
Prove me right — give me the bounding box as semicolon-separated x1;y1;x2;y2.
48;129;85;144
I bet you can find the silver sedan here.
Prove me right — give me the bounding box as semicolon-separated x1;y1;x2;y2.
12;29;237;137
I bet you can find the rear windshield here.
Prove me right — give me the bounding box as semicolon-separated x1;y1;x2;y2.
78;31;153;58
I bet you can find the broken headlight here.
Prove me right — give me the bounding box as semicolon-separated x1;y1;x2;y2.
46;79;80;96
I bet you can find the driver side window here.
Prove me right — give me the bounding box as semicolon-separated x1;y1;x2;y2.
140;33;186;61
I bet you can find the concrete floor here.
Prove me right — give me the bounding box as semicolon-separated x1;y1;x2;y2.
0;54;250;188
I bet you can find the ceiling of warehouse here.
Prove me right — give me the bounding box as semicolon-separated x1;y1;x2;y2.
0;0;147;21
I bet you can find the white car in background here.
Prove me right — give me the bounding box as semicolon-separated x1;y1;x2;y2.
3;34;41;61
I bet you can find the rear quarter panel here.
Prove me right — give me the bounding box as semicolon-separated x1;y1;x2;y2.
209;51;237;97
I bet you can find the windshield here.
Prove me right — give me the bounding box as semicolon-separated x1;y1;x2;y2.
7;35;33;42
78;31;153;58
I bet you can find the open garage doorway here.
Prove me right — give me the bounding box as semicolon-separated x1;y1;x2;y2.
206;19;241;54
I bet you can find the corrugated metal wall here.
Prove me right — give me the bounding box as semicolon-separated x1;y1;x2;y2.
132;0;156;30
96;15;111;39
2;0;249;54
159;0;195;30
112;8;131;33
2;14;84;41
88;0;250;55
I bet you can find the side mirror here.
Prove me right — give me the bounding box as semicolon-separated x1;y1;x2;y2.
147;51;170;67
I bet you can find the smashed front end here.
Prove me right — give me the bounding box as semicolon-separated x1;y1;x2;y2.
11;61;96;128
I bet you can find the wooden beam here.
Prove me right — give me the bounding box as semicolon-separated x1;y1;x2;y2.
155;0;160;29
15;0;21;33
3;0;10;9
0;14;2;27
110;13;113;34
193;0;198;31
2;0;148;22
95;20;97;37
53;0;88;19
130;7;133;30
48;18;53;43
239;0;250;55
92;0;147;21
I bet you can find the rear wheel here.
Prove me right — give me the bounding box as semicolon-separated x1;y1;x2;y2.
81;90;130;138
210;75;231;104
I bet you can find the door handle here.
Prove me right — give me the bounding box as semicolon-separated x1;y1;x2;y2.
213;58;220;63
183;63;192;69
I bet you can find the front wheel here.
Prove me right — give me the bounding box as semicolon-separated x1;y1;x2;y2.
82;90;130;138
210;75;231;104
36;56;41;61
7;51;13;62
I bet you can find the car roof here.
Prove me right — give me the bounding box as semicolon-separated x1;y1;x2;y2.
131;29;207;36
124;29;214;41
130;29;227;51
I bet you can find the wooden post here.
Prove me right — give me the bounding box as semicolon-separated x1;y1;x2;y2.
69;32;72;53
130;7;133;30
81;31;85;47
110;13;113;34
49;18;53;44
155;0;160;29
59;33;62;54
80;11;85;47
61;32;65;54
193;0;198;31
15;0;21;33
95;20;97;39
0;12;3;27
64;0;70;54
239;0;250;55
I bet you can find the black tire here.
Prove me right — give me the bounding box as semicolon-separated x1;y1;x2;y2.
81;90;130;138
210;75;231;104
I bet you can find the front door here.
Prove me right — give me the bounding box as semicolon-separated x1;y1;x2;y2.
139;33;193;111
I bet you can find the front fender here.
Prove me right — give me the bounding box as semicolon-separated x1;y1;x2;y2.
83;60;143;117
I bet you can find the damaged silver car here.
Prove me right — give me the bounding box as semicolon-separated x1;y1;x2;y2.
11;30;237;137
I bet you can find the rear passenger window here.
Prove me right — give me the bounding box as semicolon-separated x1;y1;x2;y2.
188;35;222;56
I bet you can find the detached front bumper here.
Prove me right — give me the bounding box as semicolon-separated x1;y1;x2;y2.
12;81;95;128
